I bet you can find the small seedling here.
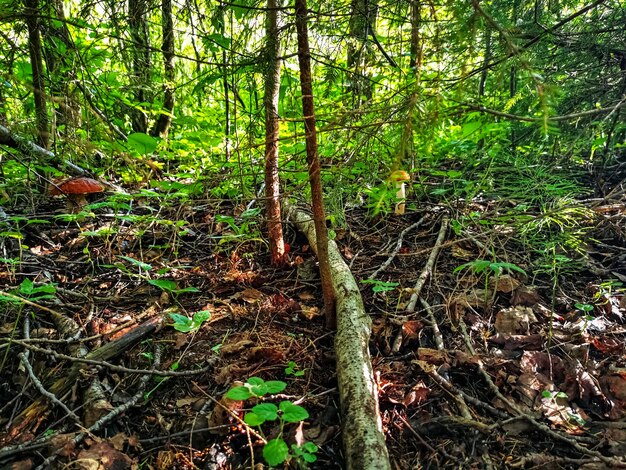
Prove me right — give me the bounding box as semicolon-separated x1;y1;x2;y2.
169;310;211;333
285;361;305;377
361;279;399;293
454;260;527;277
226;377;318;467
574;302;594;315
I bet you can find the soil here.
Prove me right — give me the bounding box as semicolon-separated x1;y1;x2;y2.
0;191;625;469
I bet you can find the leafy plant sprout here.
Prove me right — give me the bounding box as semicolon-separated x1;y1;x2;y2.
226;377;318;467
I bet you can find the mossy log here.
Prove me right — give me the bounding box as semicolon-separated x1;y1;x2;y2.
284;201;391;470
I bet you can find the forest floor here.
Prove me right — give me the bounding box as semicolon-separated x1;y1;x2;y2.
1;175;626;470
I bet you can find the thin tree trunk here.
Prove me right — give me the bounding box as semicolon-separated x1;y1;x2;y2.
151;0;175;138
24;0;49;149
479;26;492;97
294;0;335;328
347;0;377;106
128;0;151;133
264;0;286;266
409;0;422;73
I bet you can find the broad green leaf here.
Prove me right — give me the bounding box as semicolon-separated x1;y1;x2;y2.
118;255;152;272
192;310;211;324
127;132;158;155
252;403;278;421
263;439;289;467
244;412;265;426
226;386;252;400
262;380;287;394
280;401;309;423
148;279;177;292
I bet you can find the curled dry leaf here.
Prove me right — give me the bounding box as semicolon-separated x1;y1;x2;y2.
511;285;541;306
401;320;423;341
208;386;245;435
494;306;538;335
301;304;321;320
489;274;521;293
75;441;133;470
403;381;430;407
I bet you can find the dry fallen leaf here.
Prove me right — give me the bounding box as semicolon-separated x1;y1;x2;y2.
489;274;521;293
301;304;321;320
494;306;538;335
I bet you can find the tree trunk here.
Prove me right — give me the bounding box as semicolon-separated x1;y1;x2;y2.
151;0;175;138
264;0;286;266
409;0;422;73
284;201;391;470
294;0;336;328
347;0;377;106
24;0;49;149
128;0;151;133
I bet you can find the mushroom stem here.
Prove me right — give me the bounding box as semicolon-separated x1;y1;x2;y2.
395;182;406;215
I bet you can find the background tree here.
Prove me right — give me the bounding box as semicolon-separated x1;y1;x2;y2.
264;0;286;266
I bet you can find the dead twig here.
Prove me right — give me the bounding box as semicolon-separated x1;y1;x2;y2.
420;298;444;350
370;218;425;280
406;217;449;313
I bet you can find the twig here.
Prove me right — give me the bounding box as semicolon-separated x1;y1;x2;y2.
18;352;81;424
35;345;164;470
420;298;444;350
457;320;626;467
370;218;425;280
406;217;449;313
393;410;460;463
11;339;211;376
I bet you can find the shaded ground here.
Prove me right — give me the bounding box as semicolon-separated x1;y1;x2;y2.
1;177;626;469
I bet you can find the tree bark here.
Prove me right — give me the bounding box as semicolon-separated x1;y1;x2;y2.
284;201;391;470
128;0;151;133
347;0;377;106
264;0;286;266
294;0;336;328
24;0;49;149
409;0;422;73
151;0;175;138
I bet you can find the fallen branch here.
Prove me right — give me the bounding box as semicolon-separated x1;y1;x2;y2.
406;217;449;313
284;200;391;470
370;217;425;280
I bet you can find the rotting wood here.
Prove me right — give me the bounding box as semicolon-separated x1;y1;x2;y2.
2;313;165;444
284;200;391;470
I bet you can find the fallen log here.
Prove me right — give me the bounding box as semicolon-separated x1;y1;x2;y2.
284;201;391;470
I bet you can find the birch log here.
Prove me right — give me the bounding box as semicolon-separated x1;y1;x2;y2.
284;201;391;470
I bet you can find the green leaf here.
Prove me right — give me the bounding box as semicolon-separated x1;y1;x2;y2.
127;132;158;155
461;121;482;138
169;313;193;332
280;401;309;423
262;380;287;394
454;260;491;274
148;279;177;292
118;255;152;272
244;412;265;426
192;310;211;324
252;403;278;421
175;286;200;294
263;439;289;466
19;278;34;295
226;386;252;400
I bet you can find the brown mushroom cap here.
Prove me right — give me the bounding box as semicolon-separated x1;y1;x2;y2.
50;177;105;196
389;170;410;182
